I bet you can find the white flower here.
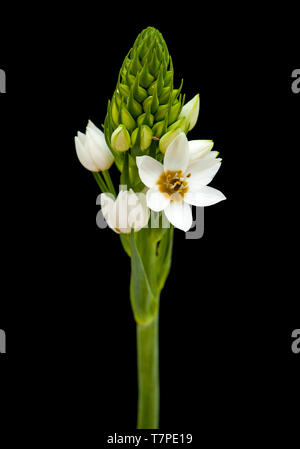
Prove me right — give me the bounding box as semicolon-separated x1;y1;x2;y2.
178;94;200;131
136;132;226;232
75;120;114;171
100;189;150;234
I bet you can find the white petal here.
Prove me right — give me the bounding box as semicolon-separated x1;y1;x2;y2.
75;136;98;171
179;94;200;131
163;132;189;173
87;120;103;136
201;151;220;161
77;131;87;146
100;193;119;232
115;190;131;231
86;128;114;171
188;140;214;163
127;189;150;231
184;186;226;206
164;200;193;232
146;186;170;212
136;156;164;188
186;158;221;187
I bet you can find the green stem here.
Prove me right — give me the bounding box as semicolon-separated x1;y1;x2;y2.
137;309;160;429
120;152;129;189
102;170;116;197
92;172;108;193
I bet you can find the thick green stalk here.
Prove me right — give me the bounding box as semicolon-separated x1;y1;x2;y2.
137;309;160;429
131;225;173;429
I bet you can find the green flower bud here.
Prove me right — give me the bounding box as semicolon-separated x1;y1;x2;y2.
111;125;131;152
140;125;152;151
159;87;171;104
168;99;183;125
128;90;143;118
119;83;130;98
167;117;186;133
133;74;148;102
155;104;169;122
111;96;119;128
131;128;138;146
143;96;153;113
120;106;136;132
140;62;155;88
164;71;173;88
152;120;166;138
159;127;182;154
137;112;154;127
178;93;200;131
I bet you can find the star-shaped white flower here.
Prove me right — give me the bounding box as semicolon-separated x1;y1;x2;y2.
136;132;226;232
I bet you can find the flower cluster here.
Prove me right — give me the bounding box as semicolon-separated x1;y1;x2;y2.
74;27;225;233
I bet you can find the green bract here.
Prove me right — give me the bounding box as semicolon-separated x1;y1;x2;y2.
104;27;187;167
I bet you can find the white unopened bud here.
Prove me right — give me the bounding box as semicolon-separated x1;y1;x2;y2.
179;94;200;132
75;120;114;171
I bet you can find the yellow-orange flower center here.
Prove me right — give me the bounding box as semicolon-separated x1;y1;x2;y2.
157;170;189;200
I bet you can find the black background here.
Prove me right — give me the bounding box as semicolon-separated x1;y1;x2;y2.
0;7;299;445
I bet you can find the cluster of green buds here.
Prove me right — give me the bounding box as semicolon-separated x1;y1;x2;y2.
104;27;199;169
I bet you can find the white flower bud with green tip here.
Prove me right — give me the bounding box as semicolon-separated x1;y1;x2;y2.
100;189;150;234
179;94;200;132
159;127;182;154
111;125;131;152
75;120;114;172
167;117;186;133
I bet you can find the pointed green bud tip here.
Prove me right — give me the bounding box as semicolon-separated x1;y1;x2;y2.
140;125;152;151
120;106;136;132
131;128;138;146
111;125;131;152
152;120;165;138
179;94;200;132
159;127;182;154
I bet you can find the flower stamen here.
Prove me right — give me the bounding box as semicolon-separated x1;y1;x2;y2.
157;170;189;200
